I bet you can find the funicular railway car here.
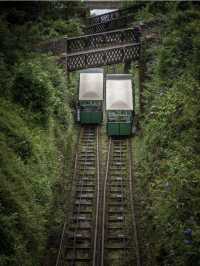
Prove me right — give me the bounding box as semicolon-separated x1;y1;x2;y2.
77;68;104;124
106;74;134;136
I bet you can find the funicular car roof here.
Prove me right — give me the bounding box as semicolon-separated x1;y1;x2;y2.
106;74;133;111
79;68;104;101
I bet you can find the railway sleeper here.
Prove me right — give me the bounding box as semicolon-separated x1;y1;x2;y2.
77;166;96;171
105;245;129;250
106;234;128;240
75;200;93;206
109;180;126;185
79;160;95;164
108;210;126;214
65;242;91;249
73;208;94;214
76;185;94;190
69;226;92;231
76;188;94;193
67;238;91;246
107;225;124;230
113;148;127;152
76;194;94;199
109;190;126;196
81;138;94;141
108;202;127;207
67;232;91;240
110;175;125;179
71;211;91;221
112;161;126;166
65;246;91;250
108;215;124;222
81;143;95;146
78;159;95;162
79;150;95;154
66;257;91;261
70;222;92;229
109;194;125;200
109;187;125;193
109;184;127;188
76;174;95;179
72;215;92;220
108;206;125;212
73;209;93;215
81;145;95;149
77;182;95;186
107;228;126;235
77;170;96;174
79;158;95;162
109;180;128;184
75;176;94;181
73;210;92;216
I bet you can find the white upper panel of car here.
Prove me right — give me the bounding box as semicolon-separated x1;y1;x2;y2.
79;69;104;101
106;74;133;110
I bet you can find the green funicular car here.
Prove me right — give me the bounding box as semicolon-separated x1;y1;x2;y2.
106;74;134;136
77;68;104;124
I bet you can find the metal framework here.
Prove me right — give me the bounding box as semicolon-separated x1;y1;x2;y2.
38;27;140;55
86;4;146;34
67;27;140;53
87;5;136;25
37;27;141;72
67;43;140;71
86;14;135;34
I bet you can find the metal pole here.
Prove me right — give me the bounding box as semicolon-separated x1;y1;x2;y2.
64;36;68;75
138;42;145;114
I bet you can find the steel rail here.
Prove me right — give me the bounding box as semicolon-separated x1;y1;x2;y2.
55;126;101;266
101;137;112;266
101;138;141;266
70;128;91;264
92;127;100;266
128;139;141;266
55;138;79;266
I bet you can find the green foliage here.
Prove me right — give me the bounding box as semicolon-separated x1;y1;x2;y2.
133;3;200;266
0;2;80;265
12;61;53;125
139;76;200;266
0;99;53;265
0;54;77;265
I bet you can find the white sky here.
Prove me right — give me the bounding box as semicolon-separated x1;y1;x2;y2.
90;9;117;16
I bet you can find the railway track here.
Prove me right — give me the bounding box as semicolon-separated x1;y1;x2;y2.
56;127;141;266
101;138;141;266
56;126;100;266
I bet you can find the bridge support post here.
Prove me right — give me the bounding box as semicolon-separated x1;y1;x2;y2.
64;36;68;75
138;43;145;115
124;60;131;74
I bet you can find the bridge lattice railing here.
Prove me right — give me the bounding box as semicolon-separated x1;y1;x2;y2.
87;5;136;25
67;43;140;71
67;27;140;53
86;14;135;34
37;27;140;55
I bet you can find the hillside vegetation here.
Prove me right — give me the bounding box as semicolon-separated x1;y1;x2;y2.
1;1;200;266
130;2;200;265
0;2;85;265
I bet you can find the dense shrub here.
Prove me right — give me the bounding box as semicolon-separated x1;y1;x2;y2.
0;2;81;265
133;3;200;266
12;61;54;125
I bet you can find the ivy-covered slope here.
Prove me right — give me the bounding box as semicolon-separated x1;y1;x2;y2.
132;2;200;266
0;2;85;266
